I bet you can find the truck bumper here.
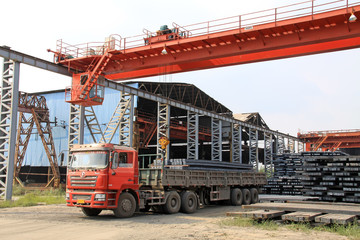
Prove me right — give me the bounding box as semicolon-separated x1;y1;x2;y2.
66;190;117;209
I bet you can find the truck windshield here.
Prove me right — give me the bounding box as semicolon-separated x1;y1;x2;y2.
70;151;109;169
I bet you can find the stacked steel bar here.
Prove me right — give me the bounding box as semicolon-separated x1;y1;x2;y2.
263;151;349;196
302;155;360;203
263;154;304;195
165;159;253;171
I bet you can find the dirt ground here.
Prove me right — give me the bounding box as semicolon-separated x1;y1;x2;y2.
0;204;348;240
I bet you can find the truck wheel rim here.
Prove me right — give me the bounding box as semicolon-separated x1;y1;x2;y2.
171;198;177;207
121;199;132;212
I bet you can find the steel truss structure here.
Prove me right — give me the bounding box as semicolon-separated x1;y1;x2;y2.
276;135;286;154
84;106;104;143
264;132;273;177
14;92;60;188
99;92;134;146
248;128;259;170
288;138;295;153
187;111;199;159
0;59;19;200
211;118;222;161
231;124;242;163
157;103;170;160
68;104;84;150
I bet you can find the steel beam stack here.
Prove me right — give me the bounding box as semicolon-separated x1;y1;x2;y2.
263;154;304;195
302;154;360;203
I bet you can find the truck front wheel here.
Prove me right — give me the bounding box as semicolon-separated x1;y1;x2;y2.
113;192;136;218
163;191;181;214
81;207;102;216
180;191;198;213
230;188;243;206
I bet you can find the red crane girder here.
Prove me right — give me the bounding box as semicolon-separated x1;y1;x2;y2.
298;129;360;151
52;0;360;105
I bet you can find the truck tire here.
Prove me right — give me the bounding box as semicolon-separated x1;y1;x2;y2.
250;188;259;203
242;188;251;205
180;191;197;213
81;207;102;216
113;192;136;218
230;188;243;206
163;191;181;214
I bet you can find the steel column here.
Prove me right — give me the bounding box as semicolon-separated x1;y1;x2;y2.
231;123;242;163
157;103;170;160
211;118;222;161
248;128;259;170
276;135;285;154
288;138;295;153
68;104;85;153
264;132;273;177
187;111;199;159
119;94;134;147
298;141;305;153
0;59;19;200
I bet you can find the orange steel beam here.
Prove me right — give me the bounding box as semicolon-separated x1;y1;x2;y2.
55;3;360;81
104;6;360;79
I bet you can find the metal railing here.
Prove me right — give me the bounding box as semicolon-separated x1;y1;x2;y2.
56;0;360;57
299;129;360;135
56;34;122;58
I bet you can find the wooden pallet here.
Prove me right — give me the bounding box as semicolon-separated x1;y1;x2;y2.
315;214;357;225
226;210;358;225
227;210;285;220
282;211;322;222
243;202;360;215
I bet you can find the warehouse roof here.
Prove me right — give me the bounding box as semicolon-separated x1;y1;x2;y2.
234;112;269;129
32;81;233;115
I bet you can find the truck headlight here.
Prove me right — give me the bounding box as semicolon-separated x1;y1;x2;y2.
94;193;106;201
66;192;70;200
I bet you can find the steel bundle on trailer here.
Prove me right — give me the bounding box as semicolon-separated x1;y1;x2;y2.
166;159;253;171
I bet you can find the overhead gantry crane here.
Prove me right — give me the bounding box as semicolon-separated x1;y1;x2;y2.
1;0;359;200
50;0;360;106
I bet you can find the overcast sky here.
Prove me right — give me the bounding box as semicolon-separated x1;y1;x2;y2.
2;0;360;136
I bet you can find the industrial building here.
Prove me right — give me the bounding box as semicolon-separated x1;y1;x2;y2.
17;81;294;185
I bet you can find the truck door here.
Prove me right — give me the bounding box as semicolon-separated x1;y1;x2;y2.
108;151;136;191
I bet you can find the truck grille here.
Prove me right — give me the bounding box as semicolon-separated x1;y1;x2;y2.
72;194;92;200
70;175;98;187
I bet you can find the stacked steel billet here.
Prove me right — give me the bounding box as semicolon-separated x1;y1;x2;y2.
302;155;360;203
263;154;304;195
165;159;253;171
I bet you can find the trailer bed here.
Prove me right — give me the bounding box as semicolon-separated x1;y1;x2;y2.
139;168;266;188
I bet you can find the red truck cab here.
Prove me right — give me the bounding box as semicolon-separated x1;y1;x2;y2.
66;143;139;217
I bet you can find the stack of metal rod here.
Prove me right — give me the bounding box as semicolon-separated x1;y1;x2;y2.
165;159;253;171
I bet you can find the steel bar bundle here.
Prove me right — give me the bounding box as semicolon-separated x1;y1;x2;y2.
166;159;253;171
